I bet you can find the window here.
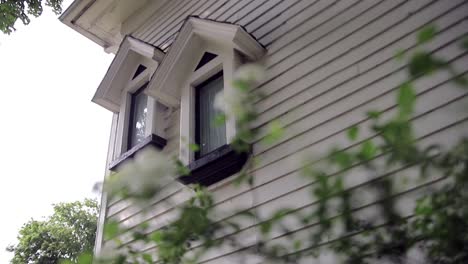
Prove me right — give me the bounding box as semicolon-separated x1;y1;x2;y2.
128;85;149;150
195;72;226;157
109;83;167;170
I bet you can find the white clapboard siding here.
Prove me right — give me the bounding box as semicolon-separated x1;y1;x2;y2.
255;0;462;110
252;2;468;130
99;0;468;262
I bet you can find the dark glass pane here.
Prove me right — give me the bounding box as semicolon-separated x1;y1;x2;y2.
196;73;226;157
132;64;147;79
194;52;218;71
128;90;148;149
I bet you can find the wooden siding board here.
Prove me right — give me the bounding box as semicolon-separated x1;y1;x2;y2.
226;0;278;24
243;0;300;34
134;0;185;40
153;0;231;48
251;0;320;41
216;0;253;21
257;0;342;47
147;0;219;46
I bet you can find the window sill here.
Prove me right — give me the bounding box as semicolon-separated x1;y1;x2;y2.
178;144;249;186
109;134;166;171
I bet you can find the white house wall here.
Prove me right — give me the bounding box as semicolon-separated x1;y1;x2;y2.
103;0;468;262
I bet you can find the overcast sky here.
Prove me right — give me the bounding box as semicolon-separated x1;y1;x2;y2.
0;3;114;262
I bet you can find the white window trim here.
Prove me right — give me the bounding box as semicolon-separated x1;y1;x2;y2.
113;68;168;160
179;47;242;165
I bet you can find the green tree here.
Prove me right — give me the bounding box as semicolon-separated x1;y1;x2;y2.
7;199;98;264
0;0;63;34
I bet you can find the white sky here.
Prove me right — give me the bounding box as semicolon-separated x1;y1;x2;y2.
0;3;114;262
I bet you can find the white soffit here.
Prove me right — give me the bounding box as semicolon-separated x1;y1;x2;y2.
146;17;267;107
60;0;161;52
92;36;165;112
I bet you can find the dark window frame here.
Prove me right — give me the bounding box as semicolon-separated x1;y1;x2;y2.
194;52;218;71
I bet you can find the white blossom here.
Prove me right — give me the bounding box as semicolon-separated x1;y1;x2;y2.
235;63;266;84
105;147;176;198
214;90;226;112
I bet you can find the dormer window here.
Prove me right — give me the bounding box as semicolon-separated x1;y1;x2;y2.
90;36;167;170
146;17;266;186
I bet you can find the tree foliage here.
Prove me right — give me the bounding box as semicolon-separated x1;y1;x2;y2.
7;199;98;264
0;0;63;34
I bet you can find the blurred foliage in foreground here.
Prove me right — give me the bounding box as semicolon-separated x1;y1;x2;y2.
6;199;98;264
89;26;468;263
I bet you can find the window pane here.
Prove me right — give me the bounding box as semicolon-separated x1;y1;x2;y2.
128;90;148;149
197;73;226;157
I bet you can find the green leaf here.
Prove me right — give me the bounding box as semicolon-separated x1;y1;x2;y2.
397;82;416;118
454;75;468;88
104;220;120;240
132;231;147;241
175;159;190;176
260;221;272;234
232;79;249;92
262;120;284;145
189;143;200;152
233;171;248;186
150;231;163;243
331;151;353;169
77;252;93;264
417;25;436;44
347;126;359;141
142;254;153;263
395;49;405;61
139;222;149;230
408;51;441;77
237;211;257;219
359;140;377;160
294;240;302;250
460;37;468;50
415;197;433;215
214;113;226;126
366;110;382;119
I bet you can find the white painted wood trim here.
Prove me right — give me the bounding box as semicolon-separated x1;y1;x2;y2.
94;112;119;254
92;36;165;112
179;49;244;164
